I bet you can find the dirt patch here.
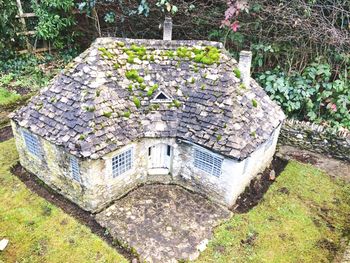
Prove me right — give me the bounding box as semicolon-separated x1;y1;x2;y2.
287;152;318;165
232;157;288;213
277;145;350;183
316;238;339;260
12;86;31;96
10;163;134;262
241;231;258;247
0;126;13;143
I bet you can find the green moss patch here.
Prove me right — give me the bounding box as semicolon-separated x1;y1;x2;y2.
147;84;159;97
125;70;143;83
98;47;114;60
175;46;221;65
197;161;350;263
133;97;141;108
252;99;258;108
234;68;241;78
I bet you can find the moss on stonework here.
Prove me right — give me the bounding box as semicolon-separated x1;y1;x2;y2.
123;110;131;118
103;112;113;118
165;50;175;58
193;46;220;65
252;99;258;108
84;106;95;112
36;102;43;110
137;76;144;84
123;44;147;64
147;84;159;97
239;83;246;90
133;97;141;109
176;47;192;59
98;47;114;60
117;41;125;47
250;131;257;138
125;70;140;81
234;68;241;79
149;104;160;111
173;99;181;108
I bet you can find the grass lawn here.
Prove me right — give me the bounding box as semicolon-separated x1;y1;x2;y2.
0;139;127;263
0;88;21;107
198;161;350;262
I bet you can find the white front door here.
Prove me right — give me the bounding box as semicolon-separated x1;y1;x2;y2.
148;143;172;171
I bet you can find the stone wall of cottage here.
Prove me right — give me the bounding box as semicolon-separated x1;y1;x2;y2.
278;119;350;161
12;119;281;212
11;120;96;211
175;124;281;207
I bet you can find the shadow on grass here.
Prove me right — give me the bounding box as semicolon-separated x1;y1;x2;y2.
232;157;288;213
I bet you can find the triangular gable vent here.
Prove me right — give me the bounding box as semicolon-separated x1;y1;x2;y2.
151;91;172;103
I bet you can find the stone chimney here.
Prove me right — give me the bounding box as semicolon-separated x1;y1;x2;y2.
163;17;173;41
238;50;252;87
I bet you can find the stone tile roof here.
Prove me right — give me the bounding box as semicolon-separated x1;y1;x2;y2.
11;37;285;160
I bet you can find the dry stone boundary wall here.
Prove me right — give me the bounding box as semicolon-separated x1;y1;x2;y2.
278;119;350;162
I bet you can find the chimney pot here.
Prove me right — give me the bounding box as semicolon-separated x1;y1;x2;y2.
163;17;173;41
238;50;252;87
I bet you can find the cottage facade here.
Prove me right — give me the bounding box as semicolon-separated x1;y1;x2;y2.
10;37;285;212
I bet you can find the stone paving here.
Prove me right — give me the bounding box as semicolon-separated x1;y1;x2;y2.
95;184;232;262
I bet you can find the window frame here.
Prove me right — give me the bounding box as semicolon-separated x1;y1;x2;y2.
22;130;42;159
111;147;134;178
69;156;81;182
193;147;223;177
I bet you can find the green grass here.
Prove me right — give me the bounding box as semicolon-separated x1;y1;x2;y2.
0;88;21;106
197;161;350;263
0;139;127;263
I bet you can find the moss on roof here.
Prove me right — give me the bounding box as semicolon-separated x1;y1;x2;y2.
11;37;285;160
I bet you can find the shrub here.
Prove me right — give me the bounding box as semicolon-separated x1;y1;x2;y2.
258;62;350;129
32;0;76;49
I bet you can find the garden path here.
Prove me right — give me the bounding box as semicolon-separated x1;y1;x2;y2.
96;184;231;263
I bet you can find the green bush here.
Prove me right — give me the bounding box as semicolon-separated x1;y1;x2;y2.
258;62;350;129
32;0;76;49
0;0;23;58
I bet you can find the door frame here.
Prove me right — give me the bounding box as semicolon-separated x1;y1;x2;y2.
147;143;173;175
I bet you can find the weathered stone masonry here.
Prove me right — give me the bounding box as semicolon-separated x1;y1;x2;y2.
279;119;350;161
12;119;280;212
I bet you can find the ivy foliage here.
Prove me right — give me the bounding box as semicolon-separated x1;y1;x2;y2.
0;0;23;58
32;0;76;49
258;61;350;129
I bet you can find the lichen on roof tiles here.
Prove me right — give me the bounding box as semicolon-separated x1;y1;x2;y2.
11;37;285;160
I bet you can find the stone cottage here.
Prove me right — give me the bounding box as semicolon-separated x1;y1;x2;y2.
10;22;285;212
